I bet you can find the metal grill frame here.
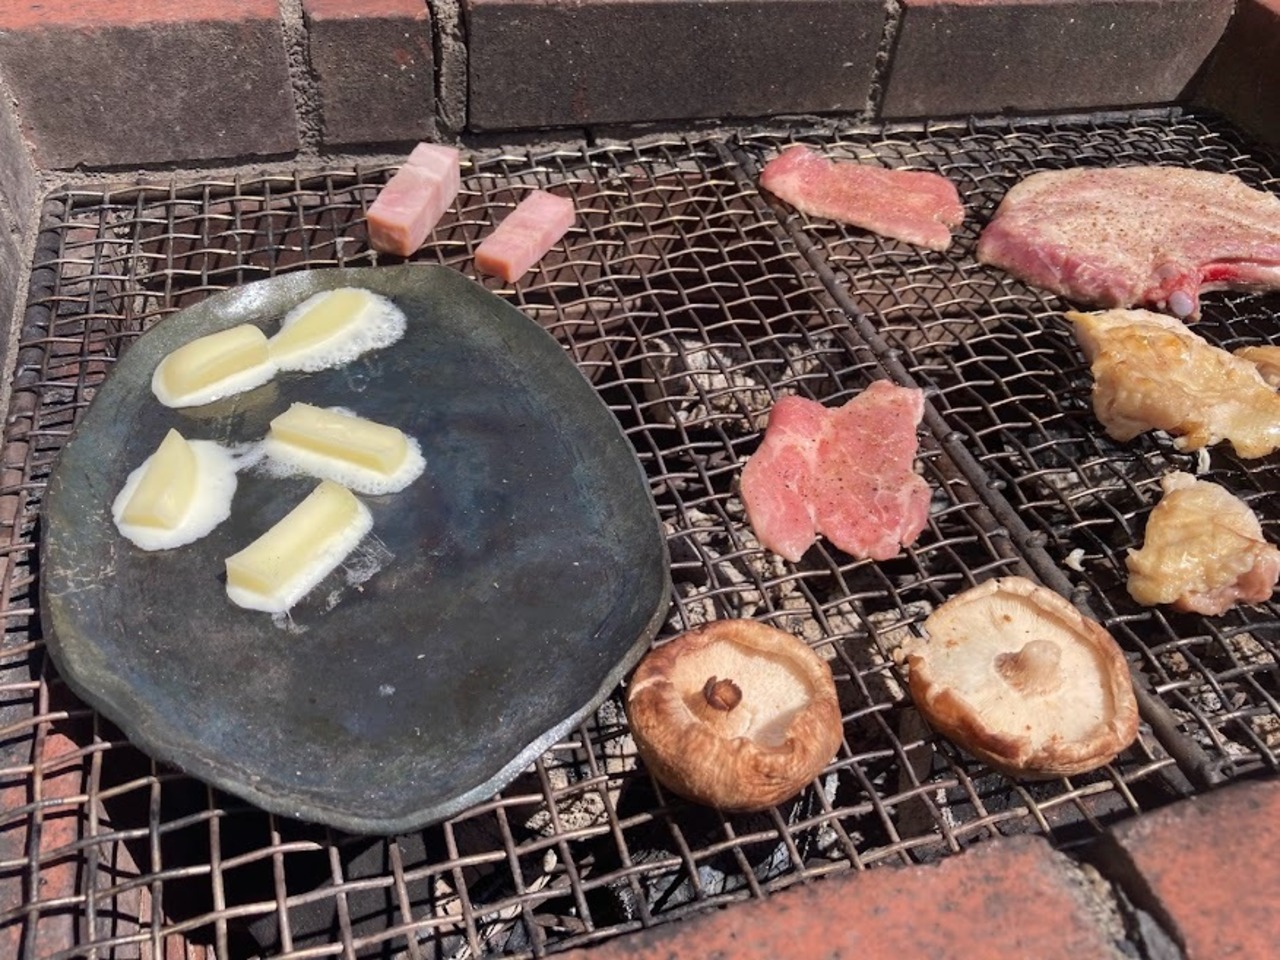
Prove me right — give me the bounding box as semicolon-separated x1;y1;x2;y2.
2;107;1278;959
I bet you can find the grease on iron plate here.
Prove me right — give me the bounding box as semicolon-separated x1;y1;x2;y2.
902;576;1139;779
626;619;843;811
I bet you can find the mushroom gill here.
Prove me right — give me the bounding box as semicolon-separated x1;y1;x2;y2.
904;576;1139;779
626;619;843;812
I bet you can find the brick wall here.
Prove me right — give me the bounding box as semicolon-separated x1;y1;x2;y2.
0;0;1270;178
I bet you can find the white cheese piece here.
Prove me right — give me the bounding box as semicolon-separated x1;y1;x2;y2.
152;324;277;409
268;287;407;373
263;403;425;495
113;431;239;550
224;479;373;613
118;428;196;530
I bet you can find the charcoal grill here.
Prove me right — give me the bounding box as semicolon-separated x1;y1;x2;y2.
2;107;1278;958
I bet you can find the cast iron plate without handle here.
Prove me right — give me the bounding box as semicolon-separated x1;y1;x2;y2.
41;265;671;835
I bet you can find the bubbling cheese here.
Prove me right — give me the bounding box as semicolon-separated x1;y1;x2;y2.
262;403;425;495
112;430;240;551
152;324;278;409
268;287;407;373
224;479;373;614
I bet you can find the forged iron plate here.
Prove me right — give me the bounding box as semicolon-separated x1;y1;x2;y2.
40;265;670;835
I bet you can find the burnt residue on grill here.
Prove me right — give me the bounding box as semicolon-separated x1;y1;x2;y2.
2;109;1278;958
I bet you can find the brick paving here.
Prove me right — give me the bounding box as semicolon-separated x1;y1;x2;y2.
553;781;1280;960
1100;779;1280;960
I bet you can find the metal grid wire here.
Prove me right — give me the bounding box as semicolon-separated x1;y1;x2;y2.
736;110;1280;785
0;109;1272;959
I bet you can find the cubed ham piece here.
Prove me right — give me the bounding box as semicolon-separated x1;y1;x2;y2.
759;145;964;251
366;143;461;257
740;381;932;562
475;190;575;282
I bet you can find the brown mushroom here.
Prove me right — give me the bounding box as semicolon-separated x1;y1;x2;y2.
904;576;1139;779
625;619;843;811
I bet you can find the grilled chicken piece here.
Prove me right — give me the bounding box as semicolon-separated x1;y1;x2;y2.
1127;472;1280;615
1234;344;1280;388
1069;308;1280;458
977;166;1280;320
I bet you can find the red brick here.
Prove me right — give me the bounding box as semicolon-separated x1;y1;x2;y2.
880;0;1233;119
24;731;88;957
0;0;297;168
1195;0;1280;146
1100;780;1280;960
558;836;1122;960
466;0;885;132
303;0;435;148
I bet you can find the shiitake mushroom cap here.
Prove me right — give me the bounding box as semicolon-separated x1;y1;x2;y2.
625;619;843;812
906;576;1140;779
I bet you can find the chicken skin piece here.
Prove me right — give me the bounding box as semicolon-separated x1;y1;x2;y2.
1069;309;1280;458
1234;344;1280;388
1127;472;1280;615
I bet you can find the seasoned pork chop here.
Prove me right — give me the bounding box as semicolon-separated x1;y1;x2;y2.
760;146;964;251
978;167;1280;319
1127;472;1280;615
740;381;931;562
1069;309;1280;458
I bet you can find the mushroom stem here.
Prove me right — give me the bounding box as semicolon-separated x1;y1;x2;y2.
994;639;1063;696
703;676;743;712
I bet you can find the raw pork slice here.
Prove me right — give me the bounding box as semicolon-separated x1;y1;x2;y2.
367;143;461;256
759;146;964;251
1127;472;1280;615
475;189;575;282
977;166;1280;319
740;381;931;562
1069;308;1280;458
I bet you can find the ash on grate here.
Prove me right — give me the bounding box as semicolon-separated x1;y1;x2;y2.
640;331;841;430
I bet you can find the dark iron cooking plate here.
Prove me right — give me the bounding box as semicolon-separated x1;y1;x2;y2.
39;264;671;835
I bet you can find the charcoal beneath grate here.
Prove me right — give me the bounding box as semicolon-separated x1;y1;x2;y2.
640;332;841;431
579;766;842;927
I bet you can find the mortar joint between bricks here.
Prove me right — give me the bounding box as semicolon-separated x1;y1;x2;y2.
1079;839;1187;960
867;0;906;118
279;0;326;157
426;0;468;136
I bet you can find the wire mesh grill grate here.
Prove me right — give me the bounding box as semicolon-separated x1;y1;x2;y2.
1;109;1276;958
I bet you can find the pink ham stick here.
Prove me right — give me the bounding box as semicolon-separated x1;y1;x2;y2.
367;143;461;256
474;190;575;282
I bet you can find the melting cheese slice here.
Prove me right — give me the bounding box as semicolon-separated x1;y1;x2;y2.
152;324;276;408
264;403;425;494
268;287;408;373
118;428;197;530
112;432;240;551
268;288;376;366
225;479;373;613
